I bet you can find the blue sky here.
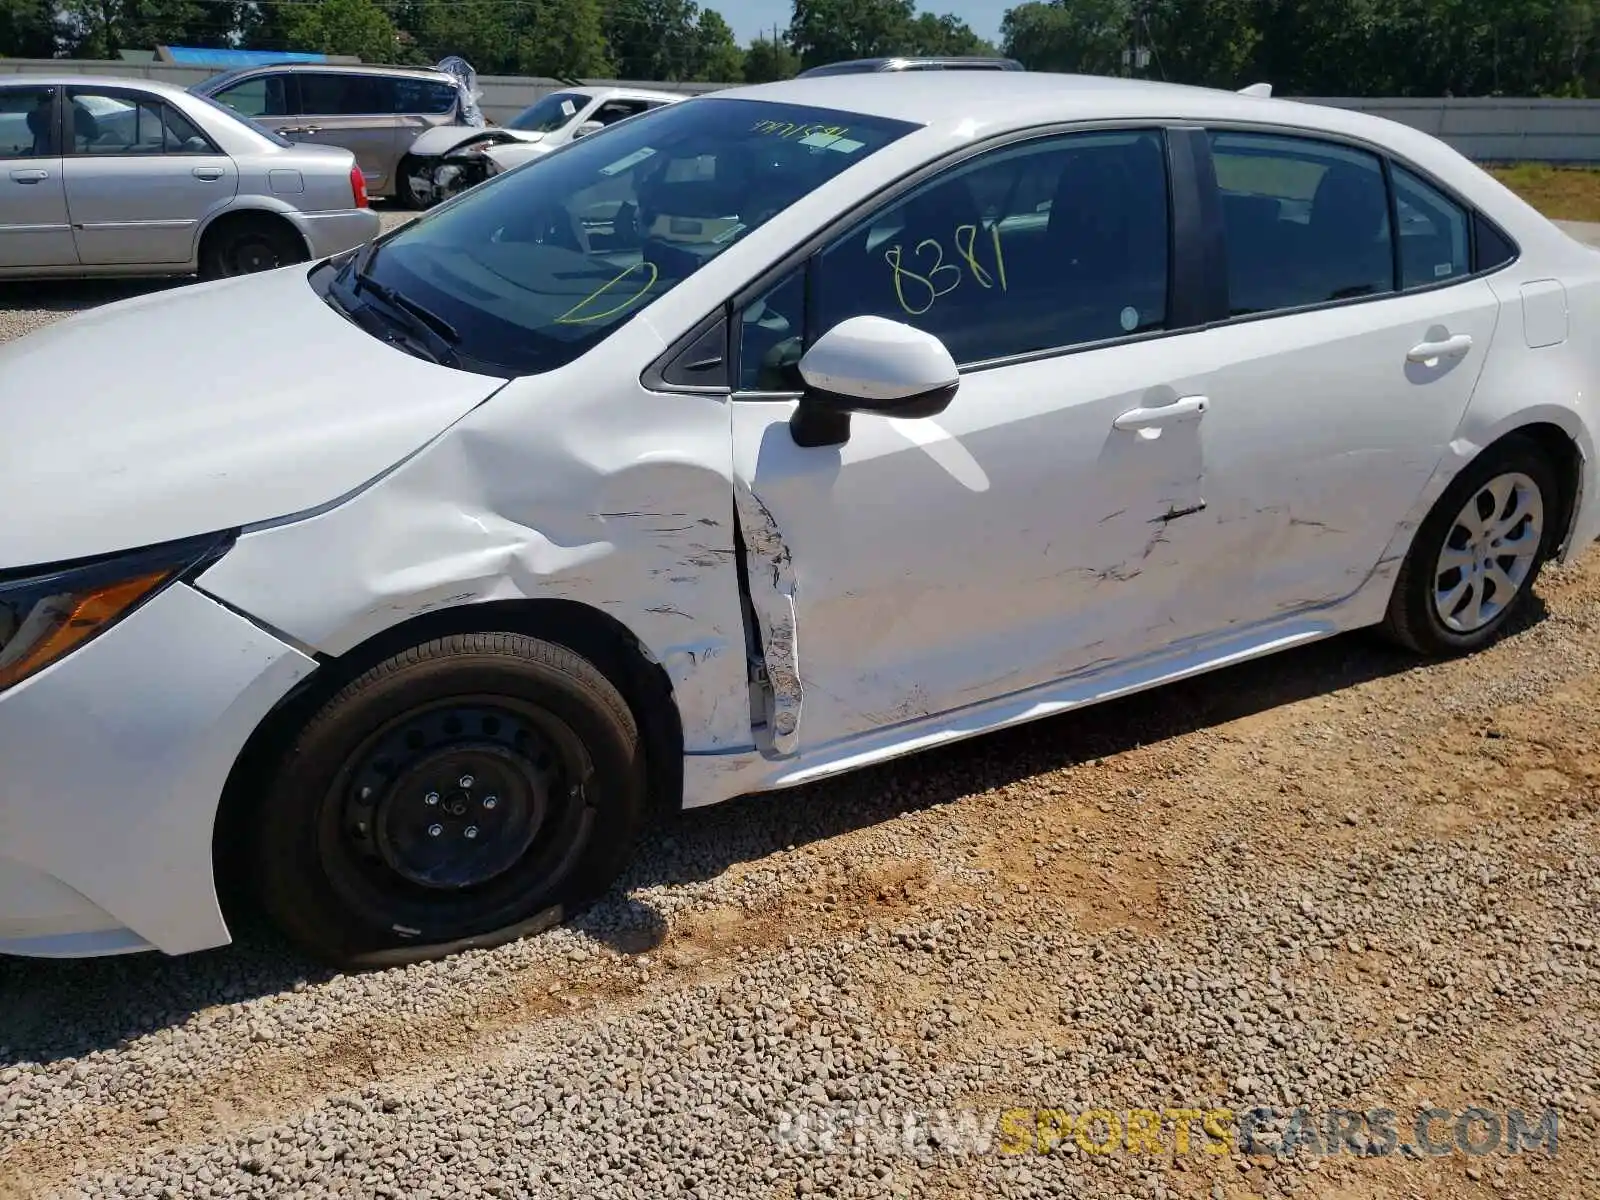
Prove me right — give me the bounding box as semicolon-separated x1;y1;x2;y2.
725;1;1009;48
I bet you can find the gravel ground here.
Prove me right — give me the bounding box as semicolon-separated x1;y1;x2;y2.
3;218;1600;1199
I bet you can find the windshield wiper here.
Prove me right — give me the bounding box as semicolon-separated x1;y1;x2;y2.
342;260;462;367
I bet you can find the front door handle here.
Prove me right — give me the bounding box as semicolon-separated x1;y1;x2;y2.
1407;333;1473;363
277;126;305;135
192;166;224;181
1114;395;1209;434
9;169;48;183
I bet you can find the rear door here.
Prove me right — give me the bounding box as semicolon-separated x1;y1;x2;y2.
0;84;77;268
290;73;402;194
1165;128;1502;635
61;86;238;266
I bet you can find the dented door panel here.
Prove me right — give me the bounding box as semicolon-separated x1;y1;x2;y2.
196;339;756;760
729;335;1229;758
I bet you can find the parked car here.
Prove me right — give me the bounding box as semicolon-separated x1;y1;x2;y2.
4;71;1599;969
191;62;472;202
797;55;1025;77
0;76;377;279
400;85;683;208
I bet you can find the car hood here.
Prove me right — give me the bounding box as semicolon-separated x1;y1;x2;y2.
0;266;506;569
408;125;544;157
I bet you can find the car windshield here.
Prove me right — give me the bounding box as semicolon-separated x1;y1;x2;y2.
508;92;591;133
186;88;294;147
341;96;919;377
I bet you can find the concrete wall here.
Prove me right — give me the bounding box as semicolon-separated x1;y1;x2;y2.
3;58;1597;162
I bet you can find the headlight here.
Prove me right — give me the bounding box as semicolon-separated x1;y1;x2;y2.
0;532;233;692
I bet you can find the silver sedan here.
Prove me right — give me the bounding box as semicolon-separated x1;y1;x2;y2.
0;75;380;280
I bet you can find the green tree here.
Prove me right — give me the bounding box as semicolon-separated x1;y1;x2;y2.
690;8;743;80
60;0;218;57
0;0;56;56
1000;0;1129;74
1143;0;1260;89
605;0;703;79
282;0;399;61
743;32;800;81
787;0;916;68
907;11;994;54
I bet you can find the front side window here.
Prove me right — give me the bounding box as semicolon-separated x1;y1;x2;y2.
738;128;1171;389
0;86;57;158
1210;131;1394;317
508;92;592;134
1391;164;1470;289
338;97;918;377
211;74;290;119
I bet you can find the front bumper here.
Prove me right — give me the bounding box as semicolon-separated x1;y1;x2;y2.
0;581;314;958
295;207;382;259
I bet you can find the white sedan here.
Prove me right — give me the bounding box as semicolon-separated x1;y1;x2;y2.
2;72;1597;967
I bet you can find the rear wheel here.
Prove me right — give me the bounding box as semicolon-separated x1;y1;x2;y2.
200;215;307;280
253;633;647;967
1382;435;1559;655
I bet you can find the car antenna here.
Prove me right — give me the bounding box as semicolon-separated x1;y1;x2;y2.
1238;82;1272;97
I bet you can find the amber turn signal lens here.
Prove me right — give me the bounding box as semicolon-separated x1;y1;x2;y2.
0;570;171;692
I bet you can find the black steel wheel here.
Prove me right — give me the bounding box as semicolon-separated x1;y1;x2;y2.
200;216;307;280
253;633;647;967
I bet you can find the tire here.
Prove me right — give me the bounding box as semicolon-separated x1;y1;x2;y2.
1381;434;1559;656
200;216;307;280
253;633;647;968
395;153;429;209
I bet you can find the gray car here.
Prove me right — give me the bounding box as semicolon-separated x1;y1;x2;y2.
0;76;380;280
191;63;470;203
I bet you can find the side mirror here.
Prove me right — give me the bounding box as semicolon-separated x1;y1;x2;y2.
789;316;959;448
572;120;605;139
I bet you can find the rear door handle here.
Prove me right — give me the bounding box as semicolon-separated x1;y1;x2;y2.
192;166;224;180
9;169;48;183
1114;395;1209;434
1407;333;1473;363
278;126;305;135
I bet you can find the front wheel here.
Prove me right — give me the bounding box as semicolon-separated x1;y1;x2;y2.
253;633;647;967
1381;435;1559;655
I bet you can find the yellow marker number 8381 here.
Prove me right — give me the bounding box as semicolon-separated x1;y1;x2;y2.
885;222;1009;318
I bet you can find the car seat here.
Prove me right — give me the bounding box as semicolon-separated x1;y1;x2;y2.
1304;163;1393;301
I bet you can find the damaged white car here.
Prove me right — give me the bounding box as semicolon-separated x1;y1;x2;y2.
4;73;1600;968
399;85;682;208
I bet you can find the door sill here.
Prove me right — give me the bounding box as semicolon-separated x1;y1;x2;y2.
682;611;1356;808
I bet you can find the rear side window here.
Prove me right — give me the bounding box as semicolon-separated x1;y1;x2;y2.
298;73;390;116
394;78;458;116
1210;131;1394;316
1391;164;1470;289
1474;213;1518;272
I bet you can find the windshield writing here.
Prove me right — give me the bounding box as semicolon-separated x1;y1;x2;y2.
349;96;919;377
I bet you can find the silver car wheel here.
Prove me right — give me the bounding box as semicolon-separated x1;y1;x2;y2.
1432;470;1544;634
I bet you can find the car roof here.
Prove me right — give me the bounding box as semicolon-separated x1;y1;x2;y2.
716;71;1453;158
799;55;1024;76
200;62;455;85
0;74;196;99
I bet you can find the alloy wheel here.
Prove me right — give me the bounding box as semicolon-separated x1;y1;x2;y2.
1432;470;1544;634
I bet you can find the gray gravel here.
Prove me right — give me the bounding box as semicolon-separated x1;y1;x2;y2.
3;214;1600;1199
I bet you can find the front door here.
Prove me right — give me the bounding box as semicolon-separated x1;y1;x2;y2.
62;87;239;266
729;127;1220;756
1173;129;1503;636
0;84;77;268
